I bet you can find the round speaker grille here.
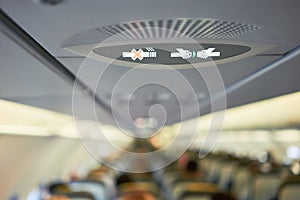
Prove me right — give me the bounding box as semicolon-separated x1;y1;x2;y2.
97;18;260;40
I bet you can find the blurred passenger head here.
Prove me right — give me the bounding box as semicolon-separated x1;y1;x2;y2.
116;174;133;187
178;152;190;168
49;183;72;194
290;161;300;175
186;160;198;172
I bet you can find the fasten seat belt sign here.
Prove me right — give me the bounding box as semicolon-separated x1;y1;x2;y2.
170;48;221;59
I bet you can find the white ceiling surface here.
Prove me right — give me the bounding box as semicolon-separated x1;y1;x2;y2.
220;92;300;130
0;0;300;126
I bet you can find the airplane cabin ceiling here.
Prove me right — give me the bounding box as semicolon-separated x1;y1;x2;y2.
0;0;300;129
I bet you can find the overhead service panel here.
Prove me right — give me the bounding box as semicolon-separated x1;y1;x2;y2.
62;18;275;69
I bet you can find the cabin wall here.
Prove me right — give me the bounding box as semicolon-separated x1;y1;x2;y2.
0;134;95;199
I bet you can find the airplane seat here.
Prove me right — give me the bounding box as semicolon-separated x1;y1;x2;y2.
252;172;281;200
171;182;218;200
199;158;213;182
170;159;203;180
160;170;180;199
279;165;292;181
162;161;180;174
153;169;165;183
278;184;300;200
217;161;238;191
61;191;95;200
170;174;204;189
130;172;156;182
181;194;212;200
115;172;161;197
68;180;107;200
204;159;223;183
277;175;300;200
86;172;116;200
231;165;253;200
118;182;161;198
48;182;95;199
48;180;107;200
180;192;236;200
163;170;178;186
117;190;158;200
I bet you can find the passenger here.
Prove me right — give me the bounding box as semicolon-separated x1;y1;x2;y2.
116;174;133;187
178;151;190;169
289;161;300;175
186;159;198;172
182;159;203;180
258;151;280;174
278;161;300;186
69;171;80;181
248;151;280;176
48;183;72;194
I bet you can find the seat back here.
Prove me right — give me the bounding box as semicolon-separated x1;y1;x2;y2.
118;181;160;197
68;180;107;200
253;173;280;200
231;167;252;200
218;161;237;191
117;190;158;200
86;173;116;200
172;182;217;200
64;191;95;200
278;175;300;200
278;184;300;200
205;159;222;183
181;193;212;200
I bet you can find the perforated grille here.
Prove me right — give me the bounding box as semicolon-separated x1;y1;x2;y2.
98;18;259;40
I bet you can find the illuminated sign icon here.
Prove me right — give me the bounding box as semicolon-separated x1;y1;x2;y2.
122;47;157;61
170;48;221;59
197;48;221;59
171;48;194;59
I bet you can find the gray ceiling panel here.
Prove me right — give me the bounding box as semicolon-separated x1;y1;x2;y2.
58;55;280;96
0;0;299;127
1;0;300;56
226;55;300;109
0;32;72;98
57;55;284;124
